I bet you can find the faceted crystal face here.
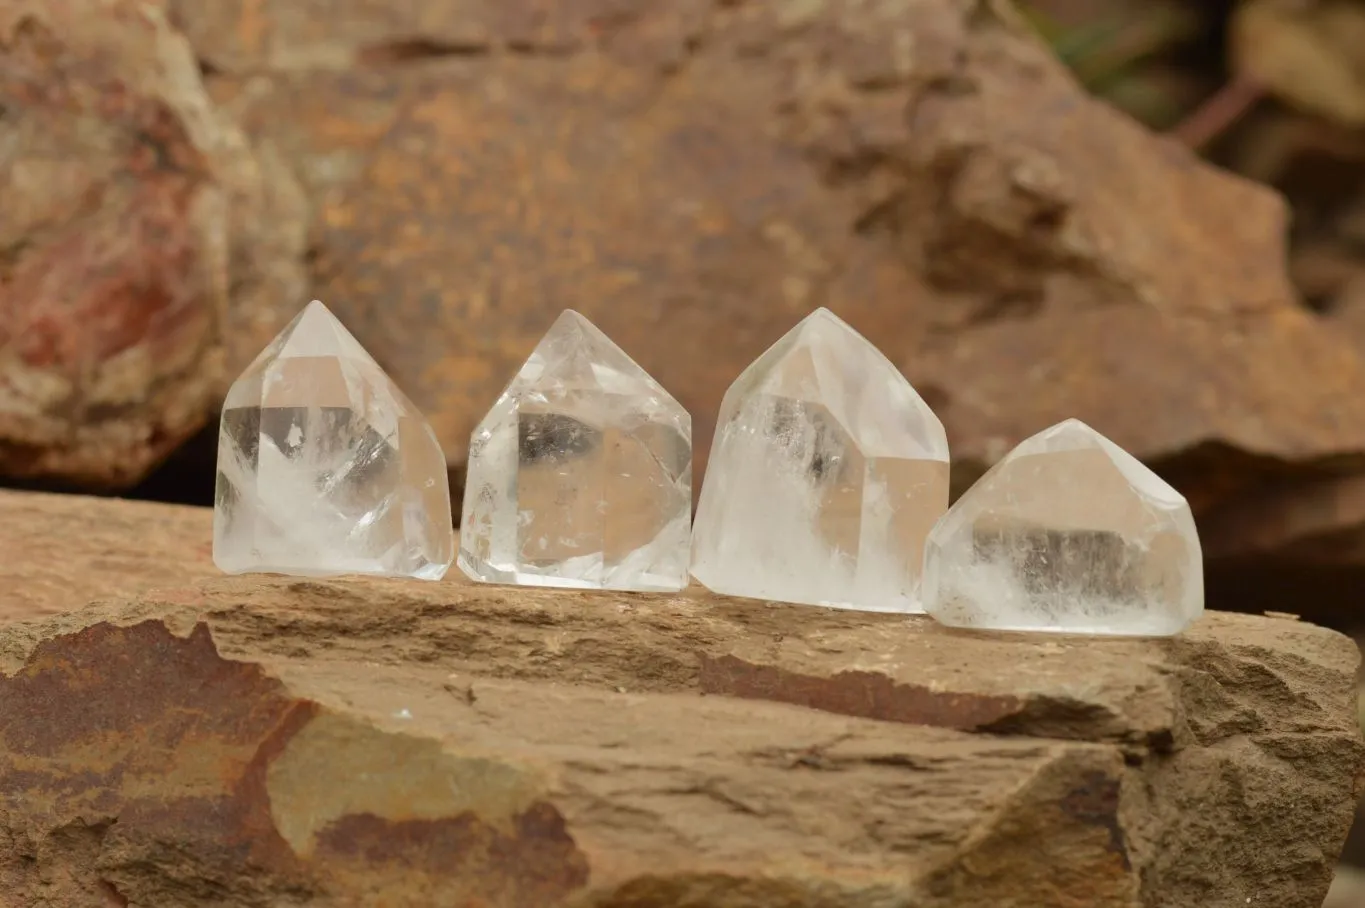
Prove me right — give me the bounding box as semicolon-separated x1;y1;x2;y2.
922;419;1203;636
691;308;949;612
214;301;455;580
458;310;692;592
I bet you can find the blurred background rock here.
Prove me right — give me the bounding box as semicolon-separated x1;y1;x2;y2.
6;0;1365;900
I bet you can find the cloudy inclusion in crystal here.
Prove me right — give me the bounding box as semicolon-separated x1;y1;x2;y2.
690;308;949;612
213;301;454;580
922;419;1203;636
458;310;692;592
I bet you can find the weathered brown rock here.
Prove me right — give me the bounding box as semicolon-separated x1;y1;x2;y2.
1185;123;1365;590
0;489;214;624
176;0;1365;508
1189;263;1365;612
0;494;1361;907
0;0;307;488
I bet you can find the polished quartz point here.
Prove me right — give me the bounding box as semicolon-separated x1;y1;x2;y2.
922;419;1203;636
458;310;692;591
691;308;949;612
214;300;454;580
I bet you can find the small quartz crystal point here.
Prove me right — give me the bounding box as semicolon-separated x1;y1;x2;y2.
691;307;949;612
458;310;692;591
922;419;1203;636
213;300;455;580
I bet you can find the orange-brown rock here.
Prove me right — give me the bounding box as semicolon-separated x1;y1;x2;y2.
1191;277;1365;580
0;491;1361;907
176;0;1365;509
0;0;307;488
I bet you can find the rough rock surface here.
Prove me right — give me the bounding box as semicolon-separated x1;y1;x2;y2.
0;491;1361;907
0;0;307;487
176;0;1365;508
1191;276;1365;591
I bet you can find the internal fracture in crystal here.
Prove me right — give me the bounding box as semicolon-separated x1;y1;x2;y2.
921;419;1203;636
458;310;692;591
690;308;949;612
213;300;454;580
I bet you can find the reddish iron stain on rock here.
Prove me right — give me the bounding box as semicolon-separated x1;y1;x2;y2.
0;621;314;882
315;802;590;904
0;622;292;758
0;619;594;905
0;9;215;371
2;142;209;371
10;197;208;371
697;654;1025;729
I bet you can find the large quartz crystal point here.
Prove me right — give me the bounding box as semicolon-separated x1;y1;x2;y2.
458;310;692;591
922;419;1203;636
213;301;455;580
691;308;949;612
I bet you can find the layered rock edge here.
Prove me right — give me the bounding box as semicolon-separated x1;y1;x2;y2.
0;490;1362;907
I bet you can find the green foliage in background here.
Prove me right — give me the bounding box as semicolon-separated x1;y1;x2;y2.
1019;1;1207;129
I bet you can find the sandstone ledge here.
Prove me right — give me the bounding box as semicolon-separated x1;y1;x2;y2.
2;582;1360;907
0;489;213;623
0;493;1361;906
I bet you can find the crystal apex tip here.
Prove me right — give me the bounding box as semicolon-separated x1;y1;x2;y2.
273;297;377;364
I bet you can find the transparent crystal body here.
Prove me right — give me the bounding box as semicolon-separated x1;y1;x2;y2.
458;310;692;591
922;419;1203;636
691;308;949;612
213;301;454;580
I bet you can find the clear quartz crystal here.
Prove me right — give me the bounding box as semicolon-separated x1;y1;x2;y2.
213;300;454;580
458;310;692;591
690;308;949;612
922;419;1203;636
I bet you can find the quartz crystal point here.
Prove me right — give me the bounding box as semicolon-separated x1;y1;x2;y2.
458;310;692;591
922;419;1203;636
691;308;949;612
213;301;455;580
